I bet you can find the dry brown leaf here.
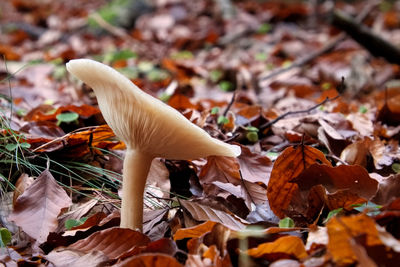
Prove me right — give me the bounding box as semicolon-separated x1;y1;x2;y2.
369;138;397;169
326;214;382;266
340;138;371;166
246;235;308;260
267;145;331;218
46;249;109;267
237;144;272;185
294;164;378;200
9;169;72;244
200;156;240;184
56;198;98;233
146;159;170;199
371;174;400;205
114;253;183;267
180;199;247;231
168;94;197;110
12;173;34;206
68;227;150;260
199;156;241;197
174;221;217;241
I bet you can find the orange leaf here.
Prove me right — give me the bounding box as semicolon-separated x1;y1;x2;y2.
168;94;197;110
294;164;378;205
174;221;217;241
267;145;331;218
247;235;308;260
326;214;382;265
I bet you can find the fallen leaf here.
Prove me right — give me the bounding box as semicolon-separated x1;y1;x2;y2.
174;221;217;241
114;253;183;267
9;169;72;244
46;249;108;267
372;174;400;205
247;235;308;261
180;199;247;231
68;227;150;259
267;145;331;218
237;144;272;184
326;214;382;266
12;173;34;206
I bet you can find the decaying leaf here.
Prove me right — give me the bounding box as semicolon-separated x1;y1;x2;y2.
180;199;247;231
246;235;308;261
46;249;109;267
174;221;217;241
114;253;183;267
326;214;382;265
267;145;331;218
237;144;272;185
9;170;72;244
67;227;150;259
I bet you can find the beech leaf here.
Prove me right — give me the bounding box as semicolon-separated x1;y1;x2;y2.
180;199;247;230
8;170;72;244
267;145;331;218
68;227;150;259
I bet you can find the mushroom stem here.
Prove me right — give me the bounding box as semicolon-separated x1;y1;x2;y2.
120;149;153;231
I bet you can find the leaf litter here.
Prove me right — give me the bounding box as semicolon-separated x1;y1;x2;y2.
1;0;400;266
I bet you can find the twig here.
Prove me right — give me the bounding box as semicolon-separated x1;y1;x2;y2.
89;13;130;39
332;9;400;65
258;1;377;83
31;125;102;153
222;90;237;118
259;95;339;132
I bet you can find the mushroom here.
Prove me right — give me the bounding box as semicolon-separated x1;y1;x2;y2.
66;59;241;231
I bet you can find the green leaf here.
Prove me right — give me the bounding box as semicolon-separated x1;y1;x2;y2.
352;202;382;216
5;143;18;151
146;69;169;82
265;151;279;160
246;132;258;143
0;228;11;247
257;23;271;34
392;163;400;173
217;115;229;125
171;50;194;60
104;50;137;63
321;82;332;91
359;105;368;114
158;92;171;102
255;52;268;61
210;70;223;83
119;67;139;79
137;61;154;73
20;142;31;149
65;217;88;230
323;208;343;224
282;60;292;68
279;217;294;228
219;81;234;92
246;126;259;132
211;107;220;115
52;65;67;80
56;112;79;125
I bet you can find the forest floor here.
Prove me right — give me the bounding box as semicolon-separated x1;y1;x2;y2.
1;0;400;266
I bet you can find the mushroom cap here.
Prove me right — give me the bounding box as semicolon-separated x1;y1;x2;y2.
66;59;240;159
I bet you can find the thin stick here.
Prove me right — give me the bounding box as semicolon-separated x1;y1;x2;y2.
259;96;339;132
258;1;377;83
